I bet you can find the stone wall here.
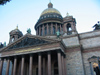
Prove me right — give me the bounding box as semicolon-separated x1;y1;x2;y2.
62;35;80;47
65;48;85;75
79;30;100;49
79;30;100;39
79;30;100;75
82;50;100;75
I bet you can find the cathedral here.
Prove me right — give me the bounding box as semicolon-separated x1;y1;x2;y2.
0;2;100;75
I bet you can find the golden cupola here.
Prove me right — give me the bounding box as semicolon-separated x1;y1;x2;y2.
35;2;63;36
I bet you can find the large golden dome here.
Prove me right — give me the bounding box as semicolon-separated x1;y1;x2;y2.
35;2;63;30
40;8;61;16
40;2;61;16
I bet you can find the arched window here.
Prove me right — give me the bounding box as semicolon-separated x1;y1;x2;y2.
53;26;56;34
38;27;39;35
67;23;72;31
45;27;47;35
58;26;60;32
48;25;51;35
12;36;15;42
67;23;72;35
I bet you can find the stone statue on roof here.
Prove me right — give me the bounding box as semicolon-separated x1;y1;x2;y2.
27;28;31;34
93;21;100;30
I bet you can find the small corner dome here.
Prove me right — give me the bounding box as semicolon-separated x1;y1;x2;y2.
10;27;23;36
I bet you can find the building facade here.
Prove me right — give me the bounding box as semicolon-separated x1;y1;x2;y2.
0;2;100;75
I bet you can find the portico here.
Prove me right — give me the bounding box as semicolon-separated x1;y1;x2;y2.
0;36;66;75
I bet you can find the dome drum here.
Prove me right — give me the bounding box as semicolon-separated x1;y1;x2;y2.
35;13;63;29
36;22;63;36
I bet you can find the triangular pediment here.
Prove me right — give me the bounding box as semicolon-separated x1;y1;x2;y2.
0;34;60;52
8;37;50;50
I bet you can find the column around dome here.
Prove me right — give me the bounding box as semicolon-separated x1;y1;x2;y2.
56;23;57;32
51;23;53;34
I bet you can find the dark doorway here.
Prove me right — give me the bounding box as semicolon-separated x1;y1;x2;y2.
36;68;38;75
54;61;58;75
94;67;100;75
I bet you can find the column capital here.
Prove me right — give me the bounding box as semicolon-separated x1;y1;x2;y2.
0;58;4;60
6;57;10;60
30;54;33;56
48;51;51;54
57;50;61;53
22;55;25;58
38;53;41;55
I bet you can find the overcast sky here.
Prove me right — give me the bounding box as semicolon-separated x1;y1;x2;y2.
0;0;100;44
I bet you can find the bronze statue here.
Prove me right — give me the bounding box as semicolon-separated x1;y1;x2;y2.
27;28;31;34
56;31;60;38
93;21;100;30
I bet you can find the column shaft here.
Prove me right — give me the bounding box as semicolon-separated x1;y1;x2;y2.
11;62;13;75
89;62;94;75
48;52;51;75
21;56;25;75
51;23;53;34
38;54;41;75
58;51;62;75
29;55;33;75
43;57;45;75
62;55;65;75
0;60;3;75
13;57;17;75
64;57;67;75
6;59;10;75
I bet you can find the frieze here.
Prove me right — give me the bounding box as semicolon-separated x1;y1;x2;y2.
15;48;41;53
0;42;61;57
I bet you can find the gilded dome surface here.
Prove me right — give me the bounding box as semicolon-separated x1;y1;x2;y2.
40;8;61;17
40;2;61;16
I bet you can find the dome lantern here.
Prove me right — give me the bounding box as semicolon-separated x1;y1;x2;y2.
48;2;53;8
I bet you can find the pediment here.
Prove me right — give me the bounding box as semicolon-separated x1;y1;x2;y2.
8;37;50;50
0;34;60;52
